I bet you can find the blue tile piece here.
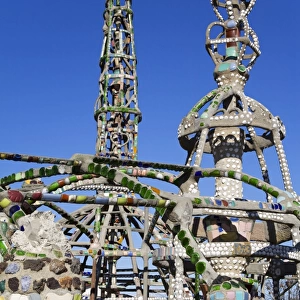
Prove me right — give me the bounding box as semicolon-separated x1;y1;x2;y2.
216;199;222;206
236;291;245;300
230;217;239;222
244;292;249;300
227;20;236;28
195;171;203;177
215;291;225;299
9;205;20;216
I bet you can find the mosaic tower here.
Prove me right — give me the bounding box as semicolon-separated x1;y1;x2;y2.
176;1;298;299
94;0;141;160
1;1;300;300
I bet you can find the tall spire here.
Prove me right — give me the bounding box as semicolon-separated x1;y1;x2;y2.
89;2;148;299
94;0;141;160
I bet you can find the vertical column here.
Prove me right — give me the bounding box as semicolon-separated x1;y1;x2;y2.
210;128;245;199
204;1;256;299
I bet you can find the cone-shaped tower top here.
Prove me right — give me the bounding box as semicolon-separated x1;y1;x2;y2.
94;0;141;160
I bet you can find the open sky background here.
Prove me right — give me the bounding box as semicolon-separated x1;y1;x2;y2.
0;1;299;199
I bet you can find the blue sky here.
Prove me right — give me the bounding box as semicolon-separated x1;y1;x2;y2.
0;1;299;199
